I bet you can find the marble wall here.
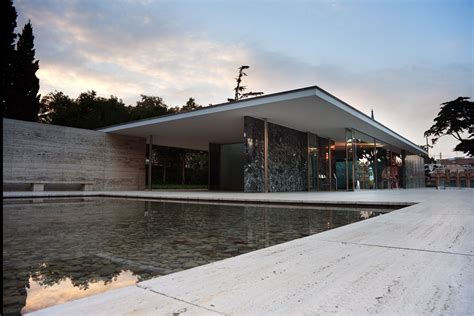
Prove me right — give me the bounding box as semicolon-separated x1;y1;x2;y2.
243;116;265;192
243;116;308;192
267;122;308;192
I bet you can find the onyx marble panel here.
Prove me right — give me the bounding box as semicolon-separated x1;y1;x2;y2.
243;116;265;192
268;122;308;192
243;117;308;192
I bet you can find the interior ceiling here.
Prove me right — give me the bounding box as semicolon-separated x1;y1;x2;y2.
101;90;424;155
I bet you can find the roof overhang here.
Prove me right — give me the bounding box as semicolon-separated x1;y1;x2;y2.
99;86;427;156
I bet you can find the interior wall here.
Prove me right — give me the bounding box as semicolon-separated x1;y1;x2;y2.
3;119;146;190
219;143;244;191
208;143;221;190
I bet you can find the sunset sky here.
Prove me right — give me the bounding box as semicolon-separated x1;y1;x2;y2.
15;0;473;158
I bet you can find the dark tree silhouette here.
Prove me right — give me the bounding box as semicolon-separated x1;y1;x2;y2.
424;97;474;156
180;97;202;112
130;94;176;121
10;21;40;121
227;65;263;102
39;91;129;129
1;0;18;117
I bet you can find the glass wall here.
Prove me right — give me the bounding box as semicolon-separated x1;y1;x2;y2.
308;134;333;191
334;140;346;190
353;130;376;190
309;129;413;191
345;129;354;190
308;133;318;191
375;140;402;189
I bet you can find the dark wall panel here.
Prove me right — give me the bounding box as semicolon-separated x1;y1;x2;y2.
268;122;308;192
243;116;308;192
208;143;221;190
243;116;265;192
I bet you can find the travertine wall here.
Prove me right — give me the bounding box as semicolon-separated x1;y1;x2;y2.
3;119;146;190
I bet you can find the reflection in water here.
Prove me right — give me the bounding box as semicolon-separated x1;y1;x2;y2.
2;198;390;315
22;270;138;314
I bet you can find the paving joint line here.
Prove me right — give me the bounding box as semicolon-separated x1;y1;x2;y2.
135;283;228;315
318;239;473;257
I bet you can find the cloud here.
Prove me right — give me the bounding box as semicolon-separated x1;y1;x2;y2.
242;50;472;157
15;0;473;157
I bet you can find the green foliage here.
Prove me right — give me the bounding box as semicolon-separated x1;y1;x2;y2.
1;1;41;122
39;91;129;129
39;91;183;129
180;97;202;112
424;97;474;156
150;145;208;186
130;94;175;121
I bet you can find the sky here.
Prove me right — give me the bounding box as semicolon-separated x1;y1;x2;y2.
15;0;473;158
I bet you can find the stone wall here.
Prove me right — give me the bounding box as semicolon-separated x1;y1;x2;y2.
243;116;308;192
243;117;265;192
267;122;308;192
3;119;146;190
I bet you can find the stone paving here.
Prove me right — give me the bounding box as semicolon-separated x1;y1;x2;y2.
5;188;473;315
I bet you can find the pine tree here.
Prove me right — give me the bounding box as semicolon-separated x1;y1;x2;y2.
9;21;40;121
1;0;17;116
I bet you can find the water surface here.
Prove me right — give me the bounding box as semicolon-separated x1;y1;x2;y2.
2;197;390;314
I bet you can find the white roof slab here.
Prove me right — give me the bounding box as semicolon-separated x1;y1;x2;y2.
98;86;427;155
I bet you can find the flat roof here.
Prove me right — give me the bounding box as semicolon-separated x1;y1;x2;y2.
99;85;427;155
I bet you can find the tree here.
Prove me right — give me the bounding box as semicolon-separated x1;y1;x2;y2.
1;0;17;116
180;97;202;112
227;65;263;102
129;95;176;121
1;1;40;121
39;90;130;129
9;21;41;121
424;97;474;156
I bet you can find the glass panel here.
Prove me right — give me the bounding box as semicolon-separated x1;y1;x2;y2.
334;140;346;190
345;129;354;190
353;130;376;189
329;139;336;190
317;136;331;191
404;155;426;188
375;140;402;189
308;133;318;191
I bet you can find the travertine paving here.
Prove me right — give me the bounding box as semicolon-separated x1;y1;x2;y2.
18;189;474;315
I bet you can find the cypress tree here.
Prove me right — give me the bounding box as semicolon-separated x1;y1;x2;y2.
9;21;40;121
1;0;17;116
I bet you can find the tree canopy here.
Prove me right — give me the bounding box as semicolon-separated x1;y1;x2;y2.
39;91;129;129
38;91;207;129
424;96;474;156
180;97;202;112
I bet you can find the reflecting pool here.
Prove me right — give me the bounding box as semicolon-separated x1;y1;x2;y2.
2;198;392;314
